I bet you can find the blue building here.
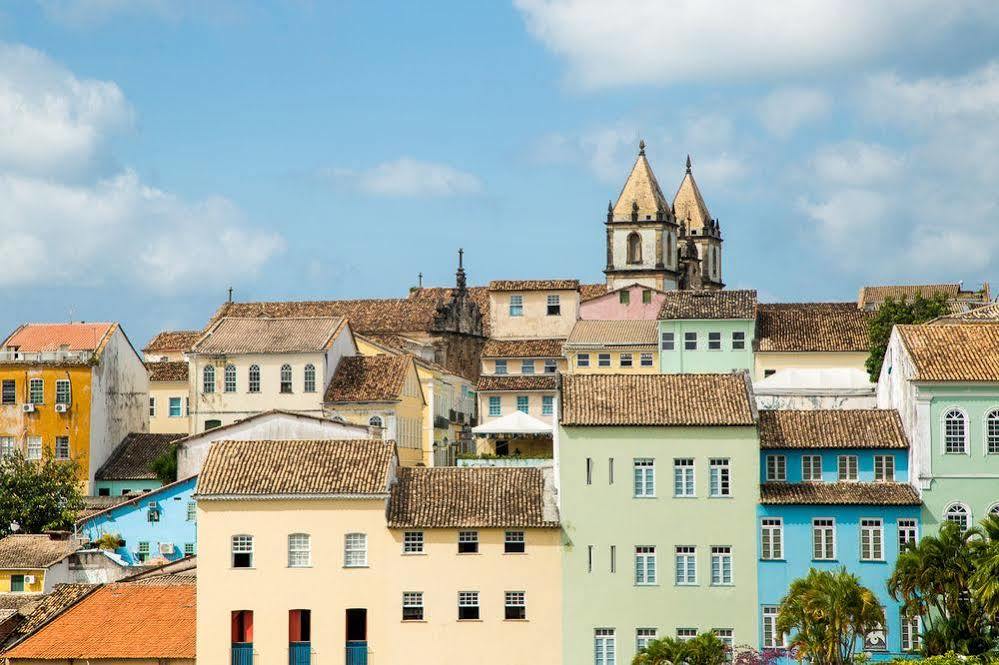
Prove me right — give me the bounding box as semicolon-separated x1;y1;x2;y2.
756;410;922;659
77;475;198;565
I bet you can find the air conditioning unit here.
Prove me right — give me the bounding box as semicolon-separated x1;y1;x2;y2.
54;403;69;413
159;542;174;555
21;403;35;413
23;575;35;584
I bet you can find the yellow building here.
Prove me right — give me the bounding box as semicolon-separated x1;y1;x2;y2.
146;362;190;435
0;534;83;595
487;280;581;340
563;319;659;374
195;439;561;665
754;303;873;380
142;330;201;363
0;323;149;491
324;355;427;466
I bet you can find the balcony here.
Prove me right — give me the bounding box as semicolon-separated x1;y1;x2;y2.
346;641;368;665
231;643;253;665
289;642;311;665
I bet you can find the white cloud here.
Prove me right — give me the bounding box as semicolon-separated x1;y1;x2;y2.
865;62;999;126
757;88;832;139
325;158;483;197
810;142;903;186
515;0;995;89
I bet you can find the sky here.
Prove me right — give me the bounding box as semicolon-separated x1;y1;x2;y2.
2;1;999;346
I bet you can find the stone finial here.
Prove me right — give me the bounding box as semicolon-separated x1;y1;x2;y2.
606;200;613;222
639;139;646;156
686;155;692;174
455;248;466;294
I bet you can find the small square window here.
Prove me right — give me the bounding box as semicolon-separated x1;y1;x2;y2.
640;353;654;367
543;359;557;374
620;290;630;305
732;331;746;350
661;332;675;351
458;531;479;554
546;295;561;316
404;531;424;554
516;396;529;413
708;332;721;350
620;353;633;368
504;591;526;620
232;535;253;568
684;332;697;350
403;592;424;621
494;359;508;375
458;591;480;620
577;353;590;367
598;353;611;367
642;290;652;304
505;531;525;554
521;360;535;375
184;543;195;556
838;455;858;481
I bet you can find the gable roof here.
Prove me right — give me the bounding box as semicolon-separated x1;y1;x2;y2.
476;374;558;392
579;283;610;302
95;432;187;481
488;279;579;292
146;360;188;382
481;338;565;359
612;148;670;221
355;334;473;382
324;355;414;403
659;289;757;320
1;583;97;647
77;476;197;525
387;467;558;528
142;330;201;354
169;409;370;449
566;320;658;347
858;283;961;309
756;302;872;353
193;316;346;354
897;323;999;382
760;482;920;506
0;535;80;570
561;373;756;426
210;297;448;335
672;160;712;229
197;439;396;498
758;410;907;449
932;302;999;324
1;323;115;354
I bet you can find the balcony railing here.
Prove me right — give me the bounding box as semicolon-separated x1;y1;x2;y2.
289;642;311;665
231;643;253;665
346;641;367;665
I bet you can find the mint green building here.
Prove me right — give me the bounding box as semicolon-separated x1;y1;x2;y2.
658;290;757;374
879;323;999;532
557;373;760;664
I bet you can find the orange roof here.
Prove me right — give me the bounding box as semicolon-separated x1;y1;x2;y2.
2;583;195;660
3;323;114;353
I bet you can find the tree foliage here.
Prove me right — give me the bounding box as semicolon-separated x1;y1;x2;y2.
0;450;84;537
866;294;950;381
149;444;178;485
633;632;730;665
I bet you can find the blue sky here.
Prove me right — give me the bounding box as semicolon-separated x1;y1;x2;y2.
2;1;999;346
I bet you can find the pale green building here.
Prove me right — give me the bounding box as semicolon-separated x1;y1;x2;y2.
557;372;760;664
658;290;757;374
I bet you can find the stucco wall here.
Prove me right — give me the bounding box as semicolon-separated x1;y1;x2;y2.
579;285;667;320
661;320;754;374
565;347;659;374
755;352;868;381
489;289;579;340
149;380;190;434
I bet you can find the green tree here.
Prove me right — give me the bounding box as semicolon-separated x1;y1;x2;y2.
866;294;950;381
969;515;999;627
149;443;178;485
776;567;884;665
0;450;84;537
633;633;729;665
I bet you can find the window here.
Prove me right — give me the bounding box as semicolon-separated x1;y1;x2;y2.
577;353;590;367
945;503;969;531
762;606;782;648
991;503;999;517
766;455;786;482
0;437;15;457
838;455;858;481
586;457;593;485
169;397;182;417
488;396;501;417
29;378;43;404
642;290;652;304
458;531;478;554
640;353;654;367
636;628;657;653
587;545;594;572
620;290;631;305
542;395;554;416
708;332;721;350
509;295;523;317
547;295;561;316
732;331;746;350
137;541;150;562
661;332;675;351
505;530;525;554
620;353;633;368
458;591;480;620
635;546;657;585
675;546;696;585
491;359;508;376
544;359;557;374
344;533;367;567
184;543;196;556
594;629;616;665
711;546;733;585
248;364;260;393
403;531;424;554
763;369;776;378
55;379;70;405
231;610;253;646
516;395;529;413
186;501;196;522
898;518;918;548
26;436;41;460
677;628;698;641
521;360;535;375
232;535;253;568
627;232;642;264
874;455;895;481
505;591;526;619
761;518;783;560
202;366;215;393
861;519;884;561
598;353;611;367
802;455;822;481
1;380;14;405
634;458;655;497
280;364;293;393
714;629;734;659
812;518;836;560
403;592;424;621
944;409;968;454
674;458;695;497
368;415;383;428
988;410;999;454
901;614;921;652
608;458;614;484
710;458;731;497
288;533;311;567
205;419;222;431
864;618;887;652
610;544;616;572
224;364;236;393
54;436;69;460
148;397;156;417
684;332;697;350
303;364;316;393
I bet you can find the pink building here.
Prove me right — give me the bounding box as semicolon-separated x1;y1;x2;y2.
578;283;669;320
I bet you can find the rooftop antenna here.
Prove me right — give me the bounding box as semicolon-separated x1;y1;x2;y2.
418;272;423;289
227;287;233;303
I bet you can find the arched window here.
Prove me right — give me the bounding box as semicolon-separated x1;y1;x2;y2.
666;233;673;266
224;364;237;393
280;364;292;394
989;503;999;517
248;365;260;393
945;503;970;531
202;365;215;394
627;232;642;264
986;409;999;455
304;364;316;393
369;416;383;428
288;533;311;567
944;409;968;454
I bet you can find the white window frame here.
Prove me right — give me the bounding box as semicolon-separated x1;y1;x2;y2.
504;530;526;554
684;332;697;350
710;546;733;585
55;379;71;405
577;353;590;368
944;502;970;531
543;358;557;374
504;590;526;620
619;353;633;368
640;352;654;367
897;518;918;548
635;546;657;585
28;378;43;405
488;396;501;417
280;364;293;394
802;455;822;482
708;331;721;350
403;530;424;554
148;396;156;417
542;395;554;416
598;353;611;367
812;518;836;560
186;501;196;522
838;455;859;482
516;395;529;414
458;530;479;553
860;519;884;561
636;628;658;653
546;294;560;316
661;331;675;351
402;591;424;621
985;408;999;455
677;628;698;641
762;606;783;648
942;407;969;455
26;436;42;460
248;364;260;393
900;614;921;653
675;546;697;585
761;517;784;560
594;628;616;665
224;364;237;393
458;591;480;620
521;359;535;375
168;396;182;417
766;455;786;482
304;364;316;393
732;331;746;350
288;533;311;567
709;458;731;497
54;436;70;460
201;366;214;394
633;458;655;498
231;534;253;568
673;458;695;497
344;532;368;567
874;455;895;482
509;295;523;317
494;359;508;375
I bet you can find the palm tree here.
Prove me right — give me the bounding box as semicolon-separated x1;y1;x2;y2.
632;633;729;665
970;515;999;617
776;567;884;665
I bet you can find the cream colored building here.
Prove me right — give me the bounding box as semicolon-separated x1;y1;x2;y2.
146;361;190;434
195;439;561;665
488;280;580;340
142;330;201;363
563;319;659;374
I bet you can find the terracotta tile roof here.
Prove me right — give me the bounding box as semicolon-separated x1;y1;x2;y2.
197;439;396;497
76;495;132;521
95;432;186;481
897;323;999;382
1;323;114;353
561;373;755;426
193;316;345;354
760;482;921;505
579;283;610;302
142;330;200;353
356;335;474;382
612;150;671;221
406;286;491;334
858;283;960;309
932;302;999;323
387;467;558;528
566;320;658;347
146;360;188;382
2;583;195;660
0;535;80;570
476;374;558;392
6;584;96;640
324;355;413;403
659;289;757;320
210;299;435;334
488;279;579;291
758;410;907;449
481;338;565;358
756;302;872;353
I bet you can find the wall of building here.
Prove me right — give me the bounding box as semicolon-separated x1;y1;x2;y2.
0;569;45;594
94;479;163;496
480;357;566;376
660;320;755;374
6;658;194;665
489;290;579;340
579;285;667;320
149;380;190;434
477;392;555;425
759;449;909;484
756;352;869;381
565;347;659;374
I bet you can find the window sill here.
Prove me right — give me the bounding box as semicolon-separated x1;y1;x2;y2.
760;558;786;562
859;559;887;564
710;583;734;587
287;565;313;569
401;619;427;623
503;551;527;556
504;618;529;622
231;567;256;570
811;559;838;563
675;583;698;587
708;495;733;499
673;496;697;499
456;552;481;556
635;584;660;588
633;496;657;500
402;552;426;556
457;619;483;622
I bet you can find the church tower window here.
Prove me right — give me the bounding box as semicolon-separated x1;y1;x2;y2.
627;232;642;264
